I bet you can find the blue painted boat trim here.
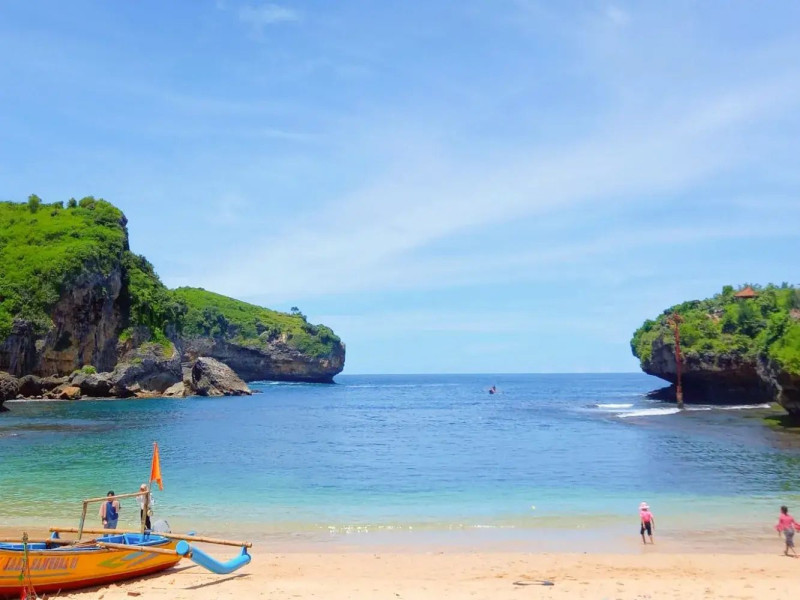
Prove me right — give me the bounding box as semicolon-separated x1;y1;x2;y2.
175;541;251;574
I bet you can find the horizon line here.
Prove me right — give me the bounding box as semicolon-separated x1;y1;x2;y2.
334;371;650;376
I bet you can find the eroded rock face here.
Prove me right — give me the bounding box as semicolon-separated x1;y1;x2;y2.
18;375;68;397
181;337;345;383
162;382;187;398
0;372;19;410
642;337;773;404
109;343;182;397
759;359;800;417
639;336;800;416
0;269;124;377
71;371;114;398
190;357;251;396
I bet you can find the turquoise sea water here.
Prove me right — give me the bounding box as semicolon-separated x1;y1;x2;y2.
2;374;799;548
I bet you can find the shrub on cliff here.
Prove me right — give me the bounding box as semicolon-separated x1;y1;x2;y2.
0;197;127;338
631;284;800;375
122;253;187;334
172;287;341;358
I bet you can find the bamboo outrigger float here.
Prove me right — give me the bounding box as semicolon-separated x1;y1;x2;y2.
0;490;252;598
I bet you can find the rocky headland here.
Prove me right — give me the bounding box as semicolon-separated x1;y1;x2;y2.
631;285;800;420
0;196;345;409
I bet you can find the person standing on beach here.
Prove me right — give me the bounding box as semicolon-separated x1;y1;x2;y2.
775;506;799;557
639;502;655;544
100;491;120;529
137;483;153;530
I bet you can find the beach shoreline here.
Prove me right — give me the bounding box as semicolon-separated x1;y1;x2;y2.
0;522;783;555
10;550;796;600
2;522;795;598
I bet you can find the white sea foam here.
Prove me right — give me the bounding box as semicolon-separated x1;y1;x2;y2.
717;403;771;411
594;403;634;409
618;407;681;418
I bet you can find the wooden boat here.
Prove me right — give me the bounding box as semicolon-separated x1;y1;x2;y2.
0;532;181;597
0;489;252;598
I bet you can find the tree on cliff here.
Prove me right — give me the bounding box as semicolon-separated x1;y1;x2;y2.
27;194;41;213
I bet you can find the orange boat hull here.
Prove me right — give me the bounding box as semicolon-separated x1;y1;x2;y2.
0;539;181;597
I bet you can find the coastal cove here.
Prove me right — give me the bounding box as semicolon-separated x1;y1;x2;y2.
2;374;798;552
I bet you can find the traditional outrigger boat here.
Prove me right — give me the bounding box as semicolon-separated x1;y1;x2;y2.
0;490;252;598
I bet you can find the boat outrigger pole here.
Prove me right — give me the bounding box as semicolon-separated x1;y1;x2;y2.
77;491;148;540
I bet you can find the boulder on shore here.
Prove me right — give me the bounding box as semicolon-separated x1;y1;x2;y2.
0;372;19;410
18;374;68;397
162;382;187;398
109;343;182;397
72;371;114;397
190;357;252;396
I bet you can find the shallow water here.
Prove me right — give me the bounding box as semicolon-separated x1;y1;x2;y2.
1;374;797;545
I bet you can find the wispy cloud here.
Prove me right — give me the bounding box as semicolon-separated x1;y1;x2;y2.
185;72;800;303
238;3;301;31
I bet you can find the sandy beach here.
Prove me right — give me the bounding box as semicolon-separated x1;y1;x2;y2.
2;526;796;600
37;549;797;600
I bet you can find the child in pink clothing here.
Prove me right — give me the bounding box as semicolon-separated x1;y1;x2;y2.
639;502;655;544
776;506;799;557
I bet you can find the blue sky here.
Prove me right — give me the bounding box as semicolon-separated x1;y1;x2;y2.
1;1;799;374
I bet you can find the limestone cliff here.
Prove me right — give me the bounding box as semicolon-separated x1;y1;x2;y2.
639;337;773;403
0;196;345;398
0;269;123;377
632;285;800;417
182;335;345;383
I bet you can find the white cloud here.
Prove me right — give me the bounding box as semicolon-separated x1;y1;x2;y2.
238;4;300;29
182;74;800;303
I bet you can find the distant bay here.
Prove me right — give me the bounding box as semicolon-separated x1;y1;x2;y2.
1;374;798;548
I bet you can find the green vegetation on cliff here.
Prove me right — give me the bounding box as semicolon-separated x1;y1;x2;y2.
631;284;800;375
172;287;341;358
0;196;341;362
0;196;127;338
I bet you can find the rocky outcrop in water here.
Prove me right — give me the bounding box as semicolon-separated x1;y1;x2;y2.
182;337;344;384
190;357;252;396
632;286;800;418
641;337;773;404
758;358;800;417
0;373;19;410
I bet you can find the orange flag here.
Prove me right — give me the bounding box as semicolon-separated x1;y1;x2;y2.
150;442;164;491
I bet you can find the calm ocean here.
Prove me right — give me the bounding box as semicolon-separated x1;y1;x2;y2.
2;374;799;549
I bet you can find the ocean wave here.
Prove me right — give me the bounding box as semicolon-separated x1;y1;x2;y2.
594;403;634;409
618;408;681;418
716;403;771;411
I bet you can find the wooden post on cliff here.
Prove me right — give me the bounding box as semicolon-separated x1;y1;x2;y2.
668;313;684;409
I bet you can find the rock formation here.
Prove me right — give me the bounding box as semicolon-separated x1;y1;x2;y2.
0;372;19;410
189;357;252;396
640;337;774;403
0;197;345;405
182;336;344;384
0;270;123;377
632;285;800;418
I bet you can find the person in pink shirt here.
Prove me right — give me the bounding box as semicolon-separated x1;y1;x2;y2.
639;502;655;544
775;506;799;557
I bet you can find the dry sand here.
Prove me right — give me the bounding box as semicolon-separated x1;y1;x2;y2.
3;527;797;599
41;549;799;600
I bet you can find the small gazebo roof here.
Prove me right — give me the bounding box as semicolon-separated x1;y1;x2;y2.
734;286;758;299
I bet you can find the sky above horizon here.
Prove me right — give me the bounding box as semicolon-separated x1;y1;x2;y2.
1;1;799;374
